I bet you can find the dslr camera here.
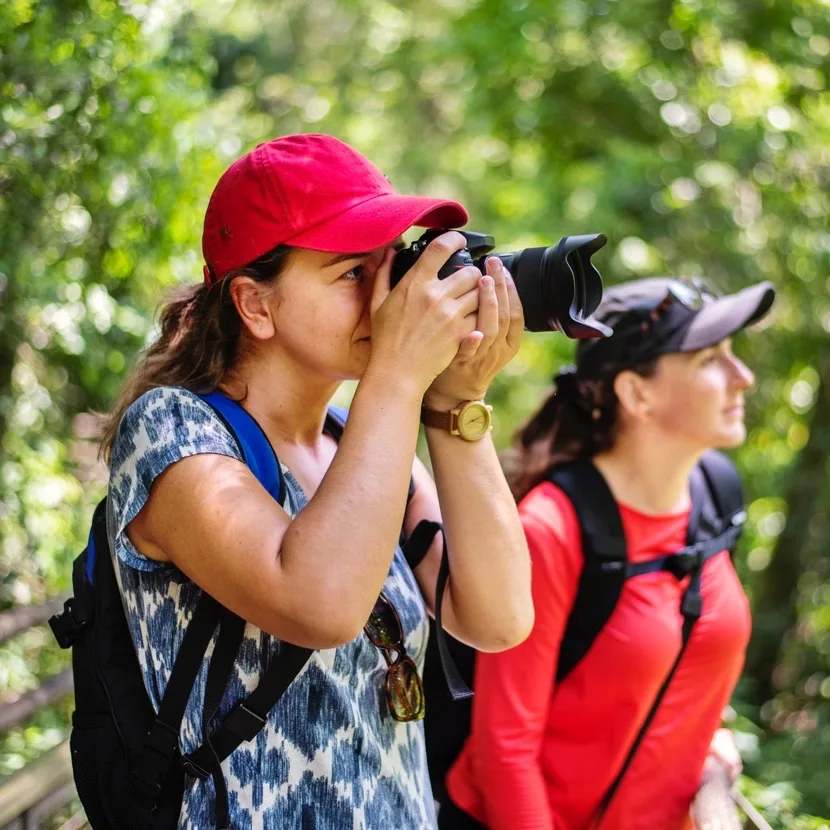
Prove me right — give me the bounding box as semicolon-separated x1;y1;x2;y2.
390;230;611;339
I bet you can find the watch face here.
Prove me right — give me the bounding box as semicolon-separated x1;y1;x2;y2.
457;402;492;440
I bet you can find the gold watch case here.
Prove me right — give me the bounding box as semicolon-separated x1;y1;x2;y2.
453;400;493;441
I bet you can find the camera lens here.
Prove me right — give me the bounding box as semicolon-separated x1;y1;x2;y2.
391;230;612;340
479;234;611;338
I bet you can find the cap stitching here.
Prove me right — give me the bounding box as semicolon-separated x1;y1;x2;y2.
254;146;292;235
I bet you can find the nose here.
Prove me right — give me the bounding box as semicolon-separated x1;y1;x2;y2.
730;355;755;390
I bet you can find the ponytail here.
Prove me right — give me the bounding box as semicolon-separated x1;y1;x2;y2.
505;360;657;502
99;244;292;462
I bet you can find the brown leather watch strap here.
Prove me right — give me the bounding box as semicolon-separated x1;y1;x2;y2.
420;406;456;431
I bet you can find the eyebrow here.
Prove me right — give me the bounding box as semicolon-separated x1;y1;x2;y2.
324;252;372;267
322;239;406;268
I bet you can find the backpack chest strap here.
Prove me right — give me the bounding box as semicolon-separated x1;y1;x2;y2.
624;522;743;581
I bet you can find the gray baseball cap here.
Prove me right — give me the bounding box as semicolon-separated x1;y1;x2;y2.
577;278;775;375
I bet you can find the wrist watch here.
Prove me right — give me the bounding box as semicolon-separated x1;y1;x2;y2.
421;400;493;441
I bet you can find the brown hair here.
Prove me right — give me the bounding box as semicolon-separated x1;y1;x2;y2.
99;245;292;462
505;358;659;502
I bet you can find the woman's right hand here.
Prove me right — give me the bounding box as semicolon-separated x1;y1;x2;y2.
366;231;483;393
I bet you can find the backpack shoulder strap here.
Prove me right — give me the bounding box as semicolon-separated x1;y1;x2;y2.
687;450;746;554
697;450;745;525
137;392;312;822
593;454;745;825
198;391;286;507
549;460;628;684
136;392;296;809
131;591;226;803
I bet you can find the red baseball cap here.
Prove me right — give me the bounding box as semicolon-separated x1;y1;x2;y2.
202;133;469;284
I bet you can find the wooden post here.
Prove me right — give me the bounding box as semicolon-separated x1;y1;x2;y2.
0;669;73;734
0;742;74;827
0;598;68;646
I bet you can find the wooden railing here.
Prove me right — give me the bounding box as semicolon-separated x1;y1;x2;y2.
0;598;86;830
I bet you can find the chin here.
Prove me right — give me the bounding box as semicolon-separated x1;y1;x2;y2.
713;425;746;449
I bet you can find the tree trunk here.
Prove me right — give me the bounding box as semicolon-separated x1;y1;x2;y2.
0;273;19;456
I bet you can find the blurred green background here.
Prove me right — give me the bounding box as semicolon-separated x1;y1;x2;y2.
0;0;828;825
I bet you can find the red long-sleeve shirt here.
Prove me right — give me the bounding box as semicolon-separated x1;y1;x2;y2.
446;481;751;830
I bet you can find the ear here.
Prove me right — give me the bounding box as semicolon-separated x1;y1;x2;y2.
228;276;277;341
613;369;654;422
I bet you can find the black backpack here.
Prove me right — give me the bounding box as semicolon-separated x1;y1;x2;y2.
49;392;452;830
421;450;747;825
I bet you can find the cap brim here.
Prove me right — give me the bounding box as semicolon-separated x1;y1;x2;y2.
282;193;468;253
680;281;776;351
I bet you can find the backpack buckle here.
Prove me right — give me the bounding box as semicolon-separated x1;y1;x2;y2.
666;550;701;580
731;509;748;527
142;720;179;762
224;703;267;744
180;754;210;781
48;598;89;649
132;721;181;800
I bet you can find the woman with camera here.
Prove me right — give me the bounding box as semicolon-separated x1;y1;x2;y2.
100;134;533;828
440;277;775;829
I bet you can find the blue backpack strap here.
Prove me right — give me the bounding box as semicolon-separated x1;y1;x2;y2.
198;391;285;507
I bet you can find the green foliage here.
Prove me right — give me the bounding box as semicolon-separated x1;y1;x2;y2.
0;0;235;778
1;0;828;824
2;0;214;605
739;777;830;830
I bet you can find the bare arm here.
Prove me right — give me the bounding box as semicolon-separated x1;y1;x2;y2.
405;448;532;652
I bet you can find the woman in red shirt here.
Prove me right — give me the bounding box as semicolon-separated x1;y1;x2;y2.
441;277;775;830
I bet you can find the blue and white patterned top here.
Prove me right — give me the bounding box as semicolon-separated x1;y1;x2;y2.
106;386;436;829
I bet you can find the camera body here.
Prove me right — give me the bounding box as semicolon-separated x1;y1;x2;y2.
391;229;612;339
391;230;497;283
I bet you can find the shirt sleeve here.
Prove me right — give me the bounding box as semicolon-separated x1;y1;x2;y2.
107;386;243;571
468;482;584;830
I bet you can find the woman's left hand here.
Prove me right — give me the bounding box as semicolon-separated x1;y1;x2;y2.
702;728;743;785
423;257;524;410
